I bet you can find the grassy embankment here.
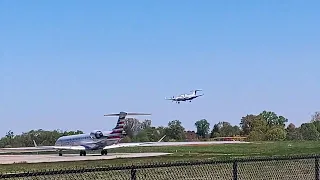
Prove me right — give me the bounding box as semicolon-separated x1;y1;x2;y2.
0;141;319;173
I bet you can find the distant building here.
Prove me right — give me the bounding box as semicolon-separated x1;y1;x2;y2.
184;130;198;141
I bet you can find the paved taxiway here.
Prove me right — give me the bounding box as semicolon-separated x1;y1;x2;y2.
0;153;172;164
0;141;250;164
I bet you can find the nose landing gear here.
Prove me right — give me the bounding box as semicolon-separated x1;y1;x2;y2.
80;150;86;156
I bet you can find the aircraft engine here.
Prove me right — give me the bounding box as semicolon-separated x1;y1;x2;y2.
90;130;104;139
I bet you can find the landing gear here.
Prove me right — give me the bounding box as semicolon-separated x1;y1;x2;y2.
101;149;108;155
80;150;86;156
58;152;62;156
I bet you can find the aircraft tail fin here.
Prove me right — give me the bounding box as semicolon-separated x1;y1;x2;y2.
104;112;151;137
193;89;202;95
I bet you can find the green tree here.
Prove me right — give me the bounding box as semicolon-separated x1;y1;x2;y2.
300;123;320;140
124;118;151;139
312;121;320;133
240;114;268;136
259;110;288;128
219;122;240;137
240;114;257;135
0;129;88;148
251;116;268;133
165;120;186;141
133;130;150;142
265;127;286;141
246;116;268;141
286;123;302;140
195;119;210;138
311;111;320;122
247;130;265;141
210;124;220;138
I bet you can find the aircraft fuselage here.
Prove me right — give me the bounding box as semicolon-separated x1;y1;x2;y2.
55;132;120;151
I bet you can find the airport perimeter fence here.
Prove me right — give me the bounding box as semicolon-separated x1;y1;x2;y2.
1;154;320;180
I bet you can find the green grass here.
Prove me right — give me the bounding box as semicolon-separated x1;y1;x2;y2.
1;141;320;174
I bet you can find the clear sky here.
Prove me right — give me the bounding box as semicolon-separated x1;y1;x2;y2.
0;0;319;136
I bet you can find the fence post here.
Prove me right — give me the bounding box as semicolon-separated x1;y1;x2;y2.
233;160;238;180
131;167;137;180
315;157;319;180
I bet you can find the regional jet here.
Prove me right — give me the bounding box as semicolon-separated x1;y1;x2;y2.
0;111;245;156
165;90;204;104
0;112;154;156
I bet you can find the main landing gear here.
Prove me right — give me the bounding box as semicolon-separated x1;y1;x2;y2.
58;150;86;156
58;150;106;156
101;149;108;155
80;150;86;156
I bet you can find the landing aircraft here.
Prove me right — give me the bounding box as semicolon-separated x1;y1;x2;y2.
165;90;204;104
0;111;242;156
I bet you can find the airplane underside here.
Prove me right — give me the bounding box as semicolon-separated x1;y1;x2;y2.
176;100;192;103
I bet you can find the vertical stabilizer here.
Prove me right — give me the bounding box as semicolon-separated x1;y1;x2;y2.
104;112;151;139
112;111;127;135
193;89;202;96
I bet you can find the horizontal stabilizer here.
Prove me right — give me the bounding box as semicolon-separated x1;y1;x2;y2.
104;112;151;116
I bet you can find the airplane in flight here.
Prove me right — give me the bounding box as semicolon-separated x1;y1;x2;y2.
0;111;247;156
165;89;204;104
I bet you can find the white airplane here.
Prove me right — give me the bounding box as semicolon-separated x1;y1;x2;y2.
0;112;155;156
165;90;204;104
0;111;247;156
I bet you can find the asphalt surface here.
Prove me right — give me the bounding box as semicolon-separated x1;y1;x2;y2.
0;141;250;164
0;153;172;164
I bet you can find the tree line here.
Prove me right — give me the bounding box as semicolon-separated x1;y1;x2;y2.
1;111;319;148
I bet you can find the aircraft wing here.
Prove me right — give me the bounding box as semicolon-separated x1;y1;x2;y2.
0;146;56;153
102;143;142;150
102;135;249;150
49;146;86;150
102;135;167;150
0;145;86;153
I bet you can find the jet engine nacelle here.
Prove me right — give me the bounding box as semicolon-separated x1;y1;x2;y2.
90;130;104;139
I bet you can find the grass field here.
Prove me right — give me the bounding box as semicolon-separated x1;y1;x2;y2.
1;141;320;174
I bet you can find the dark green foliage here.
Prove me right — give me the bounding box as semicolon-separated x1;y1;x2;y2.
165;120;186;141
195;119;210;138
2;110;320;147
286;123;302;140
0;129;83;148
300;123;320;140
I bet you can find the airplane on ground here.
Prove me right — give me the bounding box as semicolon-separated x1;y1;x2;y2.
0;111;247;156
0;112;155;156
165;90;204;104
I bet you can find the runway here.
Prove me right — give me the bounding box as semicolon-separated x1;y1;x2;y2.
0;141;250;164
0;153;172;164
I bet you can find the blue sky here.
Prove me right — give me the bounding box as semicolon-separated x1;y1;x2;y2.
0;0;319;136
